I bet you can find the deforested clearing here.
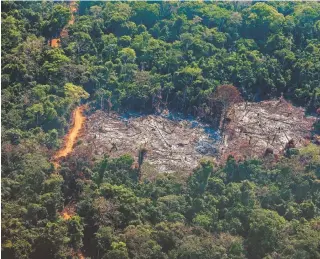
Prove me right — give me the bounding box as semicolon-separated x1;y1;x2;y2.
222;99;316;160
77;110;219;174
75;99;316;174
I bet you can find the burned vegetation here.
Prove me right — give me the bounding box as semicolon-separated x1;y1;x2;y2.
221;99;316;161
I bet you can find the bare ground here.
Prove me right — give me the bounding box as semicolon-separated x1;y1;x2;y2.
222;99;316;160
75;99;315;174
78;110;218;174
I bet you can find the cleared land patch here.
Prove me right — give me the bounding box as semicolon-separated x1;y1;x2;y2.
78;110;219;174
74;100;316;174
222;99;316;160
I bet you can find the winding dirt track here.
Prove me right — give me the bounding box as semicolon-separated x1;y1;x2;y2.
49;2;85;258
54;106;86;160
50;1;77;47
52;105;86;259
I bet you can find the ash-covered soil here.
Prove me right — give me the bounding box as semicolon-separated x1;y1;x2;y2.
79;111;219;174
222;99;316;160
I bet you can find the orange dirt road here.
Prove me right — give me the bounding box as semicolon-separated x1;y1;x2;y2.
53;106;86;259
54;105;86;161
50;1;77;47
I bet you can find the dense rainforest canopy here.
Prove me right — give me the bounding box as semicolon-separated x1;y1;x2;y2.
1;1;320;259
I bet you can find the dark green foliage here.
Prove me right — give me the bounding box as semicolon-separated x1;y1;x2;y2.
2;2;320;259
187;159;213;196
